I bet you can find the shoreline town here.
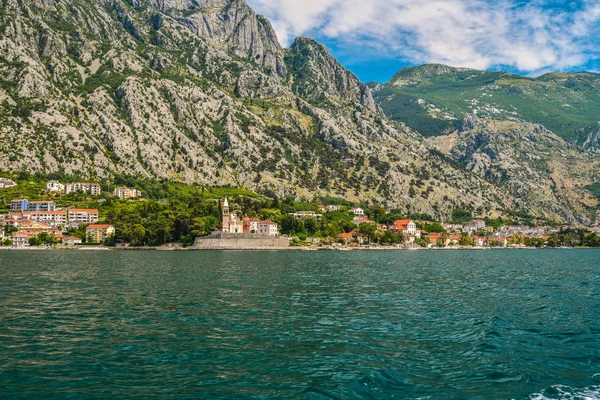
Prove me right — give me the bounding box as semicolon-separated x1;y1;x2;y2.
1;177;600;251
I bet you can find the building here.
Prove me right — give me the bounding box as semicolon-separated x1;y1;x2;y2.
391;219;421;242
86;224;115;243
65;182;101;195
290;211;322;220
27;201;56;212
113;186;142;199
326;205;341;212
46;181;65;192
11;231;30;248
338;231;356;244
221;198;245;233
62;236;83;245
258;220;279;237
229;211;244;234
10;199;28;212
245;217;260;233
472;236;486;247
488;237;508;247
391;220;418;236
0;178;16;188
220;197;279;236
30;211;68;227
354;216;375;225
221;198;231;232
351;208;365;216
68;209;99;224
465;220;486;233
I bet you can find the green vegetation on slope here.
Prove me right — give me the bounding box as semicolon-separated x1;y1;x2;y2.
373;65;600;142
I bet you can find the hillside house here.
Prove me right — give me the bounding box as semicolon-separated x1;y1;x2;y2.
86;224;115;243
65;182;101;195
68;209;99;224
391;220;421;242
0;178;16;188
291;211;323;220
10;199;28;212
46;181;65;192
28;201;56;212
113;187;142;199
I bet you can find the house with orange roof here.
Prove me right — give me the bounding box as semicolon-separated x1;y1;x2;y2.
390;219;421;242
487;237;508;247
472;235;486;247
11;231;30;248
338;231;355;244
86;224;115;243
30;210;68;227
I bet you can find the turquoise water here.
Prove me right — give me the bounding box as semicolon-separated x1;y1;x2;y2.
0;249;599;399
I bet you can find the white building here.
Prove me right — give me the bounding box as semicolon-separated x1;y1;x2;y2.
46;181;65;192
27;201;56;212
392;220;421;239
68;209;99;224
290;211;322;220
30;211;68;227
113;187;142;199
258;220;279;237
248;218;260;233
0;178;17;188
351;208;365;216
326;205;341;212
65;182;102;195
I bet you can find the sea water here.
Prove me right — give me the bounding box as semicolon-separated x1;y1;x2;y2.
0;249;599;399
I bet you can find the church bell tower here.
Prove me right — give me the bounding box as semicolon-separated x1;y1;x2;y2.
222;197;230;232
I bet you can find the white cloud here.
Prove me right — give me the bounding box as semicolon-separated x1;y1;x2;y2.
248;0;600;75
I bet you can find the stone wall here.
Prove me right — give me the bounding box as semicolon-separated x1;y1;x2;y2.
193;232;290;249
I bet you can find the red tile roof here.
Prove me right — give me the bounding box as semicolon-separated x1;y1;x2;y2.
393;220;413;230
87;224;113;229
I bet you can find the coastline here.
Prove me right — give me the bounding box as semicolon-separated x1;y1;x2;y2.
0;245;586;251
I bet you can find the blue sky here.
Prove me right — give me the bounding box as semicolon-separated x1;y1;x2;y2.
248;0;600;83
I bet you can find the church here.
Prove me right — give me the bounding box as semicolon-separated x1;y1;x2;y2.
221;197;278;236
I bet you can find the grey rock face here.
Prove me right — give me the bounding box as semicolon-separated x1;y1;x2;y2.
159;0;287;76
285;38;377;112
0;0;579;222
429;116;599;223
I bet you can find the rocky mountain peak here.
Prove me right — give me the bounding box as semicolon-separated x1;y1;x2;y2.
156;0;286;76
285;37;377;112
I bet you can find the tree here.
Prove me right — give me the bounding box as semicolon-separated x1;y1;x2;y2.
29;237;42;246
423;222;446;233
458;232;473;246
130;224;146;246
2;239;12;247
280;215;304;235
380;230;400;245
304;217;318;236
358;223;377;243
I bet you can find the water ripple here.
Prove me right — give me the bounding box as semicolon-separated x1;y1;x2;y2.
0;249;599;399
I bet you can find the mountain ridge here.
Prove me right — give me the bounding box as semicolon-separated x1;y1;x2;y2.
0;0;597;223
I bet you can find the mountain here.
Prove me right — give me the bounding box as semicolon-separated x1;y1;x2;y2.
371;64;600;147
370;64;600;223
429;116;600;224
0;0;525;221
